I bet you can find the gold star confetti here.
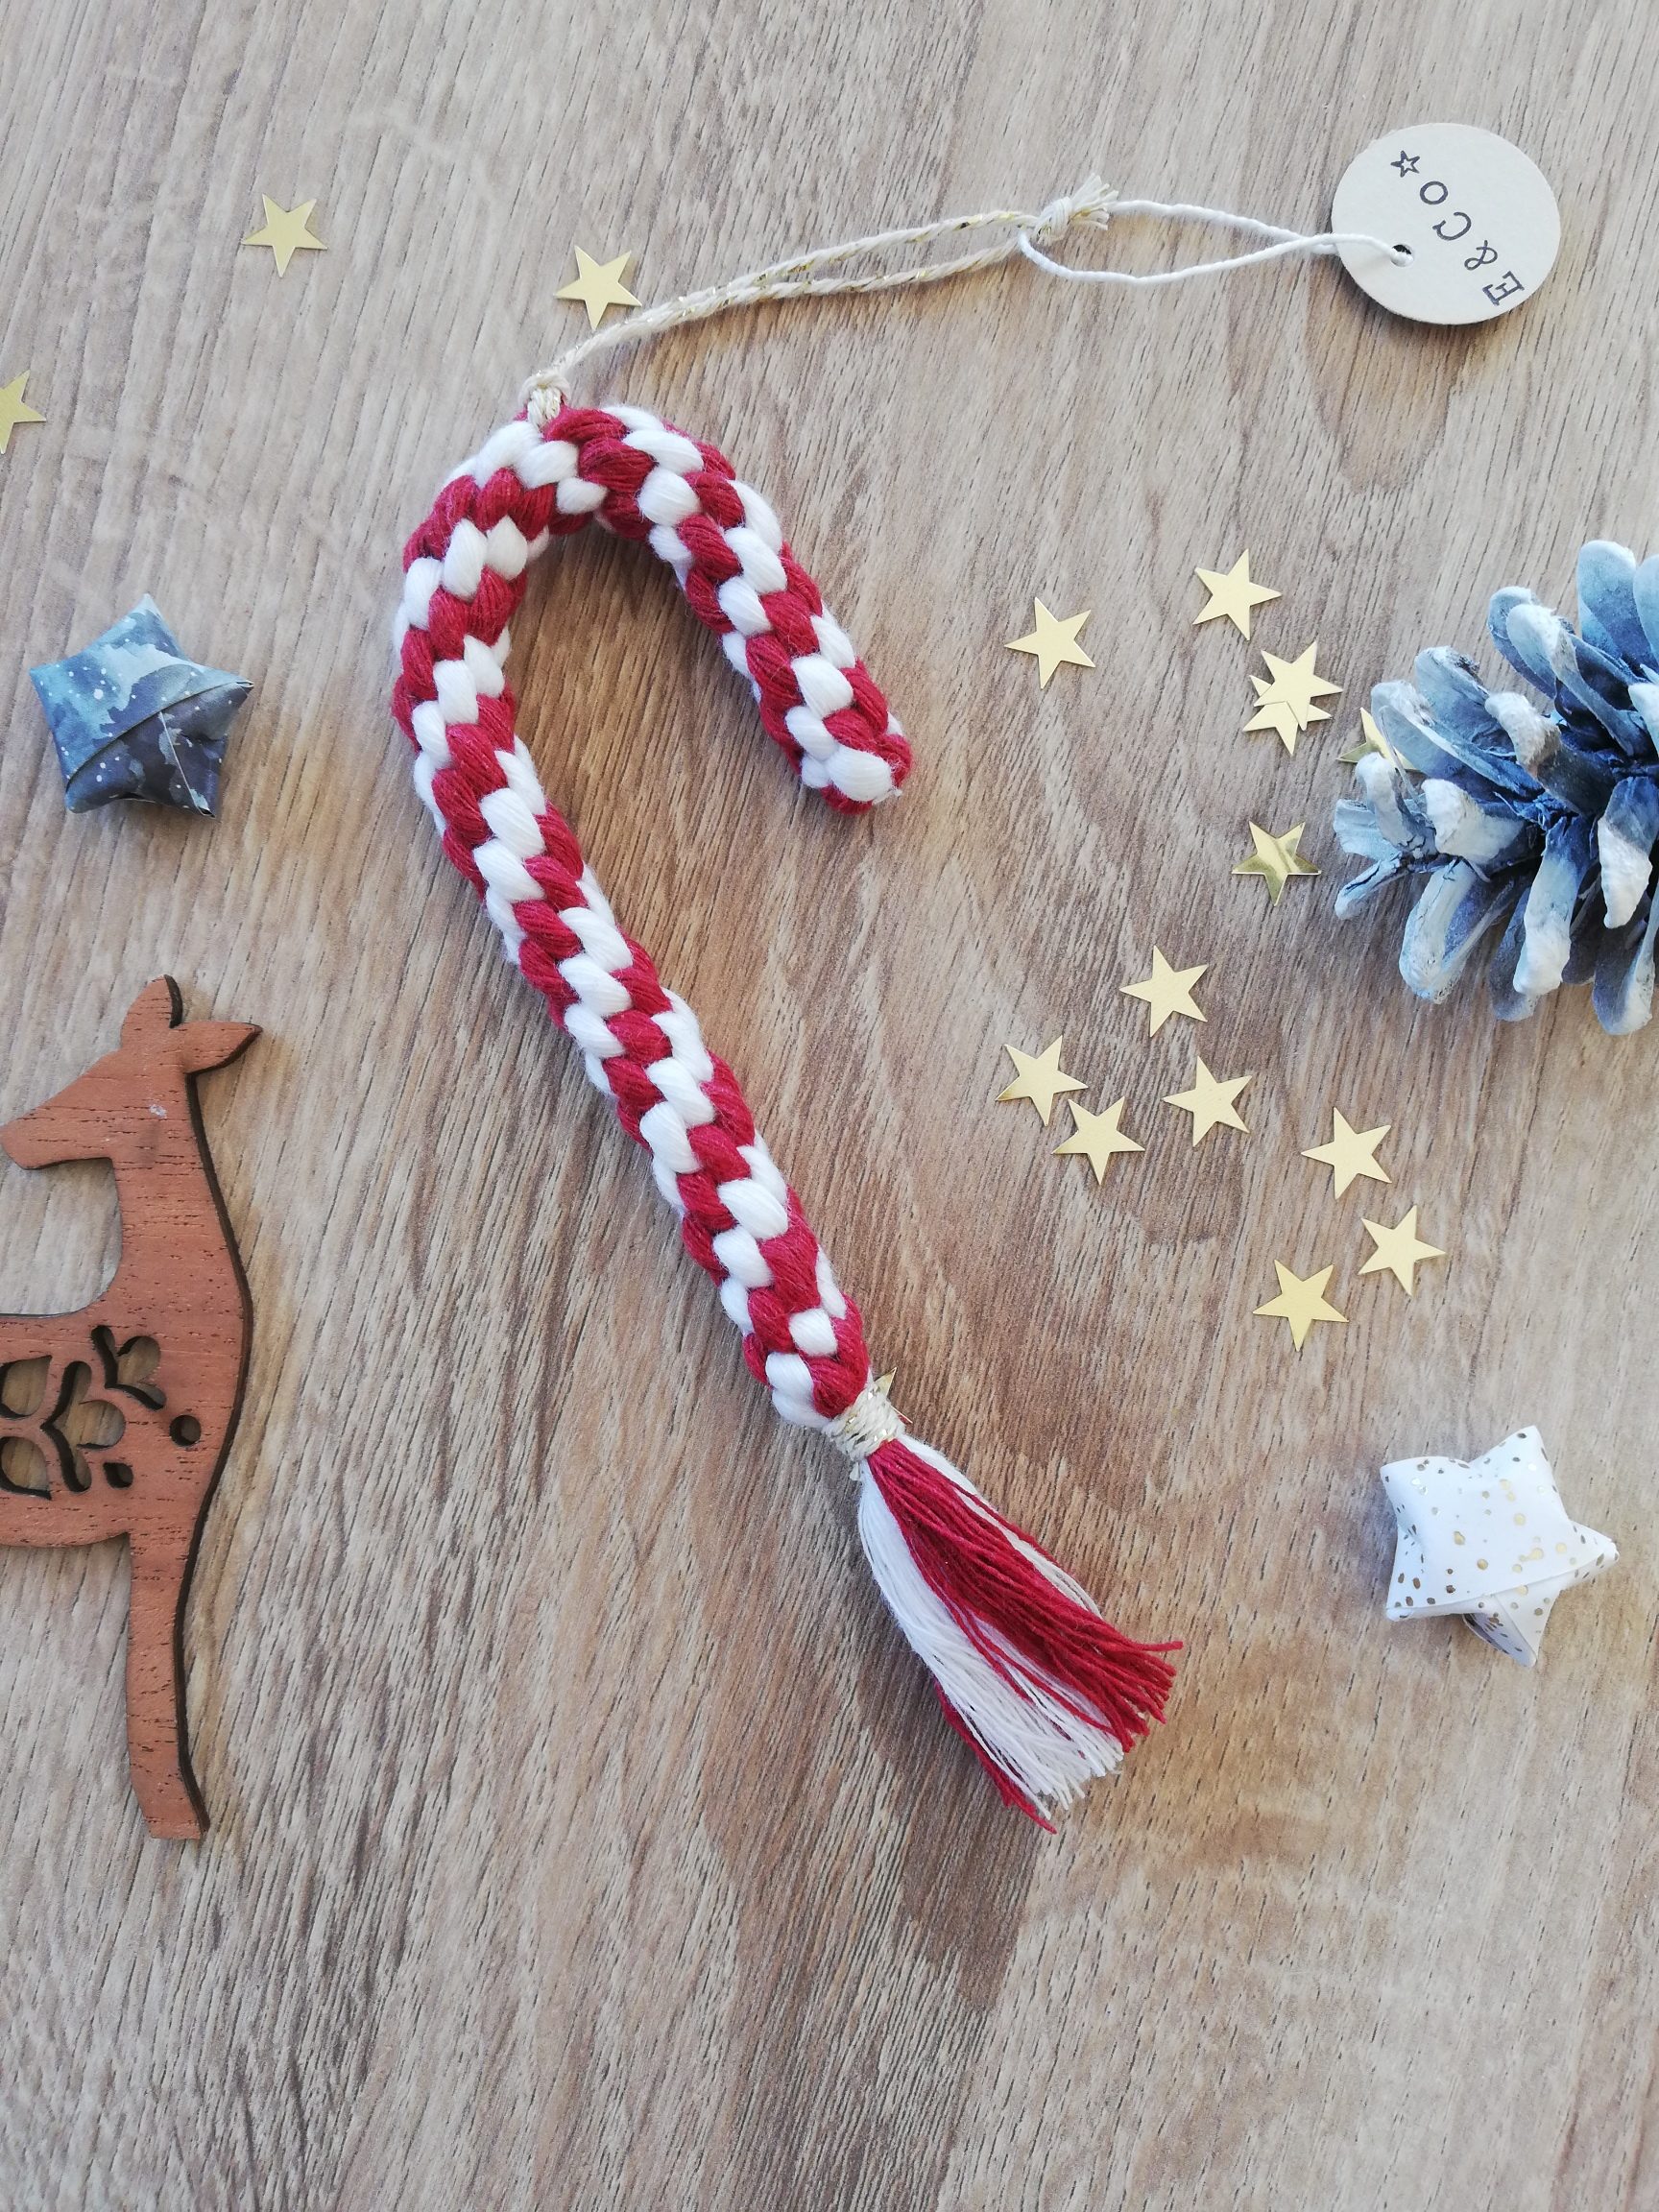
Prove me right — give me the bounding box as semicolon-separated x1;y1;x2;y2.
1359;1205;1446;1293
1255;1262;1346;1350
1338;707;1400;768
1162;1054;1252;1144
1303;1109;1392;1196
241;196;326;276
1193;551;1280;639
998;1038;1086;1125
556;247;641;329
1006;601;1094;687
1232;821;1319;904
1252;643;1341;733
1120;948;1208;1034
1054;1097;1144;1182
0;372;44;454
1242;680;1306;756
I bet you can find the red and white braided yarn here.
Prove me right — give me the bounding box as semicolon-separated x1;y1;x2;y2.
393;399;1176;1823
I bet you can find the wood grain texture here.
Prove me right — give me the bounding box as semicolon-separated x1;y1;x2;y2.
1;2;1656;2205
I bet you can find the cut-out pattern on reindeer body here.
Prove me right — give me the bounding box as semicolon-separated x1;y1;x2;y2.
0;1331;179;1496
40;1357;125;1493
0;978;259;1839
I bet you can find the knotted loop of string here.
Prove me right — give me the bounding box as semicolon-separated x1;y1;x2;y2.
521;175;1406;423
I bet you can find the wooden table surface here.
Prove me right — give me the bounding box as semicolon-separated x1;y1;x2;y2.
3;3;1656;2206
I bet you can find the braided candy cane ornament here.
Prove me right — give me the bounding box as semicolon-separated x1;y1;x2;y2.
393;400;1177;1823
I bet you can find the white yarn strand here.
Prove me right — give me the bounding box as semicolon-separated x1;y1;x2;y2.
523;177;1406;417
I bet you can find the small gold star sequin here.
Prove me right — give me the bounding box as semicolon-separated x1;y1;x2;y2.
556;247;641;328
1054;1097;1144;1182
242;196;326;276
1251;643;1341;733
1254;1262;1346;1350
1359;1205;1446;1293
1120;949;1207;1035
0;372;45;454
1338;707;1400;768
1242;682;1303;754
998;1038;1086;1126
1193;551;1280;639
1005;601;1094;687
1303;1109;1391;1196
1162;1054;1252;1144
1233;821;1319;904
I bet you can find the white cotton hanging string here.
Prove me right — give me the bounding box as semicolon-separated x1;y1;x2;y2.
1019;196;1409;287
522;175;1407;419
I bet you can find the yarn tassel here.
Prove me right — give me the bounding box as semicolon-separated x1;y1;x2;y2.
853;1431;1179;1827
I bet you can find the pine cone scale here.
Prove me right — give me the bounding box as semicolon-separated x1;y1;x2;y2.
1336;539;1659;1035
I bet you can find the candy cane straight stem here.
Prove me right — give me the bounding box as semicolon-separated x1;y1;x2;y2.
393;400;1177;1823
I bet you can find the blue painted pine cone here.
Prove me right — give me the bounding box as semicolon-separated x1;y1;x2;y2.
1335;541;1659;1033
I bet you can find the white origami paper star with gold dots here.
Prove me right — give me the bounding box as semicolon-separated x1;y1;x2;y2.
1381;1429;1616;1666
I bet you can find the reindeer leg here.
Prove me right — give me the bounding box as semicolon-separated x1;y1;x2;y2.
124;1533;207;1840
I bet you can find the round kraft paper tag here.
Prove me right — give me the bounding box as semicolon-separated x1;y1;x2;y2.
1331;123;1560;326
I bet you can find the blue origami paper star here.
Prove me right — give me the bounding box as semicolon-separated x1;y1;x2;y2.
31;597;251;814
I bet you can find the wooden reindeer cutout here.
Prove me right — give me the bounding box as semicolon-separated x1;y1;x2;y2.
0;977;257;1838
